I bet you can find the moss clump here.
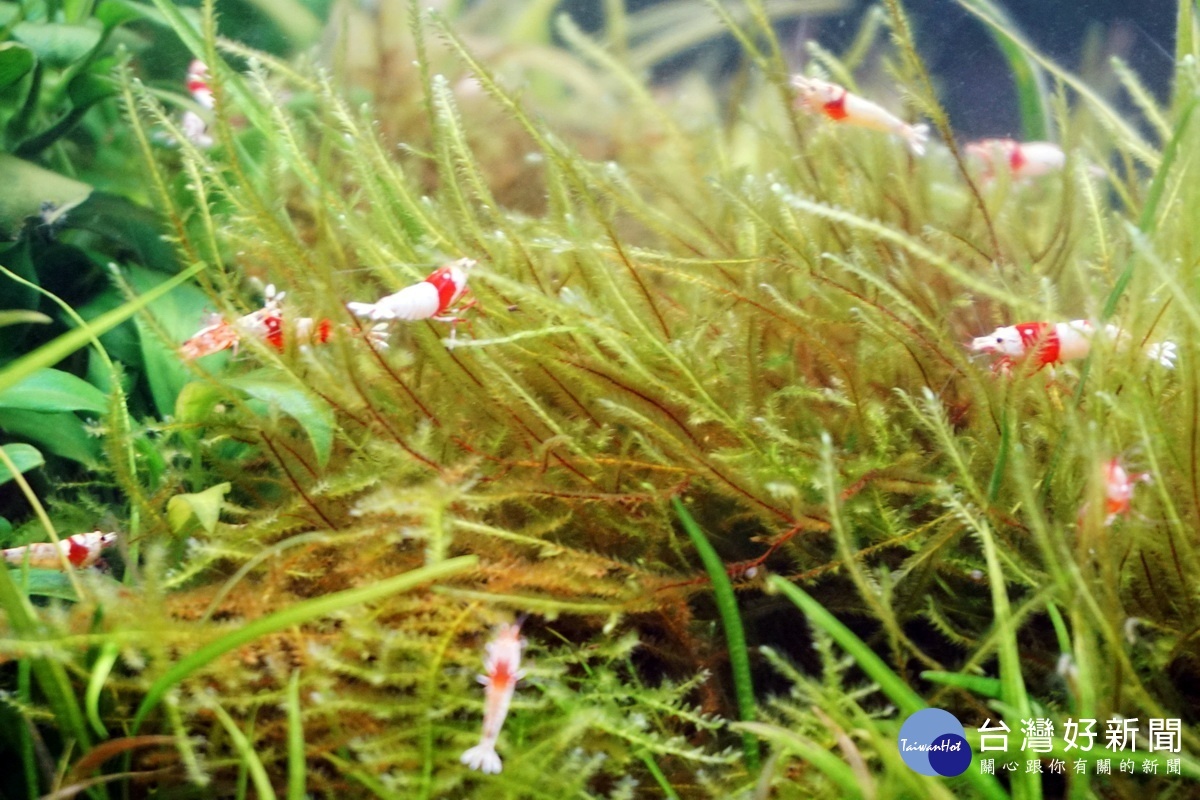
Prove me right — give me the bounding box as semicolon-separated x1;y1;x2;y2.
3;0;1200;796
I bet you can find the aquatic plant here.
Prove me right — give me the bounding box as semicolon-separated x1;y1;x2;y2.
2;0;1200;797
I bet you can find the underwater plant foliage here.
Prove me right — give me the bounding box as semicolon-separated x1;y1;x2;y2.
3;0;1200;796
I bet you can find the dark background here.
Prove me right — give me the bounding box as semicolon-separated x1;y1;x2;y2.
572;0;1178;139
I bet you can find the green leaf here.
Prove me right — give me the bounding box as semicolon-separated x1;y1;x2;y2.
768;576;1009;799
67;69;115;107
226;373;335;469
0;311;51;330
0;409;100;466
956;0;1049;141
286;670;305;800
673;498;759;770
67;192;181;270
0;443;43;485
133;316;188;418
0;261;205;398
920;670;1003;699
167;481;231;535
9;568;78;601
10;21;102;68
0;367;108;414
0;153;92;238
174;381;224;423
95;0;171;30
126;264;214;417
208;701;277;800
0;42;34;89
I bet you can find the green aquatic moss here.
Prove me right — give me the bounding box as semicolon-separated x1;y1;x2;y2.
3;0;1200;796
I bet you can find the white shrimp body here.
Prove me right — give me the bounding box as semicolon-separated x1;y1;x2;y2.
461;621;525;774
347;282;441;321
187;59;214;110
3;531;118;570
965;139;1066;181
348;259;475;322
970;319;1177;371
792;76;929;156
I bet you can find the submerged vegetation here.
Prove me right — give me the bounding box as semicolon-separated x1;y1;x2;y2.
1;0;1200;796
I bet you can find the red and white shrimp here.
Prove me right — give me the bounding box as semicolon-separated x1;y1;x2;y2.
965;139;1065;181
180;59;215;148
970;320;1177;373
186;59;214;110
791;76;929;156
1078;458;1151;527
347;259;476;323
180;284;376;359
1100;458;1150;524
3;531;117;570
460;621;525;775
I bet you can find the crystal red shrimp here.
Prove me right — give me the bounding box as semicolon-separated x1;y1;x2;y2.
791;76;929;155
3;531;117;570
347;258;476;322
1100;458;1149;524
181;59;214;148
965;139;1065;181
1077;458;1150;528
460;621;525;774
970;320;1177;373
180;284;368;360
186;59;214;110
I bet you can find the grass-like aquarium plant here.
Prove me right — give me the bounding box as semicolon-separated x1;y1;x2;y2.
1;0;1198;797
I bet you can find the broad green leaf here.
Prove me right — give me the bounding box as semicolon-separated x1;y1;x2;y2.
67;69;116;107
0;42;34;89
9;569;78;601
127;264;213;417
0;310;50;328
67;192;181;270
226;373;334;469
10;21;102;68
0;261;205;398
133;316;189;419
167;482;231;535
96;0;169;30
0;154;92;238
0;409;100;466
0;442;43;485
174;381;225;424
76;286;145;368
0;367;108;414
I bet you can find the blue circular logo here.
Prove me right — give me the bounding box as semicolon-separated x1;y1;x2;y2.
898;708;972;777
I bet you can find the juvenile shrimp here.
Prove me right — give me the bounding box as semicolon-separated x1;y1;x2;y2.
186;59;214;109
460;621;525;774
969;320;1177;373
347;258;477;323
1078;458;1150;528
791;75;929;156
180;285;372;359
3;531;118;570
965;138;1065;181
1100;458;1150;524
181;59;214;148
